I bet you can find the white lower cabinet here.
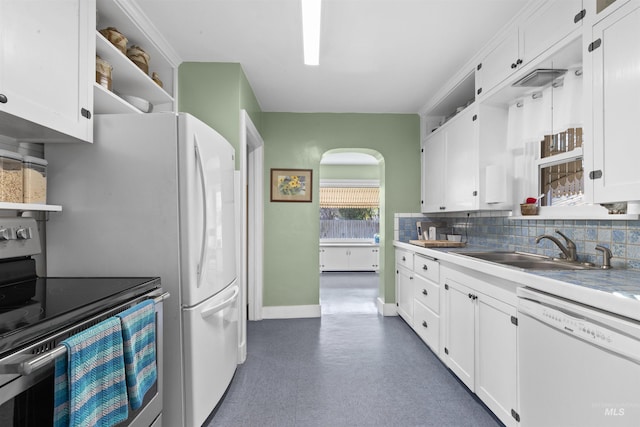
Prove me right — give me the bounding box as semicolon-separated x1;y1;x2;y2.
396;264;414;325
320;245;379;271
394;250;442;353
442;266;519;427
476;293;518;426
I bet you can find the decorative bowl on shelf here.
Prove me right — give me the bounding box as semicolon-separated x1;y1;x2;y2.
520;203;538;216
127;45;150;75
151;72;163;88
120;95;152;113
99;27;127;54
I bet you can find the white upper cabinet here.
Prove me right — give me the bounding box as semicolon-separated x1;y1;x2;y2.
422;107;477;213
421;131;446;212
475;27;520;98
444;106;478;211
520;0;585;68
0;0;95;143
476;0;585;98
421;104;509;213
588;0;640;203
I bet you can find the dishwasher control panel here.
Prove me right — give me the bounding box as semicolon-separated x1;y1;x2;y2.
540;306;613;343
518;287;640;365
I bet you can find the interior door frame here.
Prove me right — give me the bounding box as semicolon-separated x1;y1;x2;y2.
240;110;264;331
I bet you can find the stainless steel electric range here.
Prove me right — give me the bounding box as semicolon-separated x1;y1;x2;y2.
0;217;167;427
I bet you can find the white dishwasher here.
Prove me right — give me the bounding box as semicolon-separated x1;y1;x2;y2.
517;287;640;427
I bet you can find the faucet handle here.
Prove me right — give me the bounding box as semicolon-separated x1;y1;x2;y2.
555;230;576;248
595;245;613;269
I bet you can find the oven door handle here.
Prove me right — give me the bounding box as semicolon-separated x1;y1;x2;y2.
7;292;170;376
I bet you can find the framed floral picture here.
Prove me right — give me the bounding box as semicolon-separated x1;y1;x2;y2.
270;168;313;202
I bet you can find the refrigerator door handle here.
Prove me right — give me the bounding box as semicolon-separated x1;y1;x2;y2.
194;138;208;287
200;287;239;319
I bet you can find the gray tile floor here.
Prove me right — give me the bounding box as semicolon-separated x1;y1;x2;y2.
205;272;502;426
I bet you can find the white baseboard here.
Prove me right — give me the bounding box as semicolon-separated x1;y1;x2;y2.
377;297;398;316
262;304;321;319
238;341;247;364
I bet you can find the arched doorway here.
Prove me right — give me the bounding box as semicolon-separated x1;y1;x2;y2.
318;149;385;315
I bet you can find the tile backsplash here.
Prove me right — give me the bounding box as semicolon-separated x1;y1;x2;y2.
395;212;640;270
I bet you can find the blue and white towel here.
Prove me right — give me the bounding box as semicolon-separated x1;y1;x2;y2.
116;300;157;410
54;317;129;427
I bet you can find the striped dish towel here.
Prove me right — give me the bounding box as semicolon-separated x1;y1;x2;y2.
116;300;157;410
53;317;129;427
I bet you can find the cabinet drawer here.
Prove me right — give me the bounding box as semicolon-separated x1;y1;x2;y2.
414;275;439;314
395;250;414;270
413;255;439;283
414;300;439;351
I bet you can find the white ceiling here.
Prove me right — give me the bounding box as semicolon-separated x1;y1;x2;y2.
135;0;530;114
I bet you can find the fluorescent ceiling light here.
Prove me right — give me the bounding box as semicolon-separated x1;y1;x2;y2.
302;0;321;65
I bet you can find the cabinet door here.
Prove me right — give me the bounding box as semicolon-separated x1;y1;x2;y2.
413;299;439;353
520;0;584;65
444;107;478;211
414;274;439;314
443;280;475;390
590;1;640;202
476;294;518;427
422;130;445;212
396;267;414;325
319;247;349;271
0;0;94;142
476;27;519;97
348;247;378;271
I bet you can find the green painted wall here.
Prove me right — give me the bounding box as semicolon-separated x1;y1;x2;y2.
262;113;420;307
319;164;380;180
178;62;262;168
178;63;420;308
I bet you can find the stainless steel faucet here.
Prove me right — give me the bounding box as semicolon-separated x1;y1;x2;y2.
535;230;578;262
595;245;613;269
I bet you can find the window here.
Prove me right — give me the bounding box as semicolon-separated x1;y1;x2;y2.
319;186;379;239
538;127;584;207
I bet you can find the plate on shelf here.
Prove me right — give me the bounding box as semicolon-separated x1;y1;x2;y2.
120;95;153;113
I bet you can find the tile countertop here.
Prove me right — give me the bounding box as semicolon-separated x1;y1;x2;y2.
394;241;640;323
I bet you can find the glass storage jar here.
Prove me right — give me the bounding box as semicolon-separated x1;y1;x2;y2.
22;156;48;204
0;149;23;203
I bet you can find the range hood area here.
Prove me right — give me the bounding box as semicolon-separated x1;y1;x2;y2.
511;68;568;87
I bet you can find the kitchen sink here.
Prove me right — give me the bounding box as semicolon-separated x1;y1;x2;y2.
456;251;597;270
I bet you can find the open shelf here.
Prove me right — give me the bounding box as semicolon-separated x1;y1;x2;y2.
0;202;62;212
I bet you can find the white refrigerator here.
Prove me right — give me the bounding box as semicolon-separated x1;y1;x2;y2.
45;113;239;427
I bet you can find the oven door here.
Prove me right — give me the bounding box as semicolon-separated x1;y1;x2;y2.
0;293;166;427
0;368;54;426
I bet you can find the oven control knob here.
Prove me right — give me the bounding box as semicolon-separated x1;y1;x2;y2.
0;228;8;241
15;227;31;240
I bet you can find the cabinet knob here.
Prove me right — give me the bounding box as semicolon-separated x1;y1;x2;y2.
81;108;92;119
422;264;428;270
402;256;406;261
422;289;428;296
422;321;428;328
0;94;7;103
511;62;517;69
516;59;523;65
409;276;414;280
